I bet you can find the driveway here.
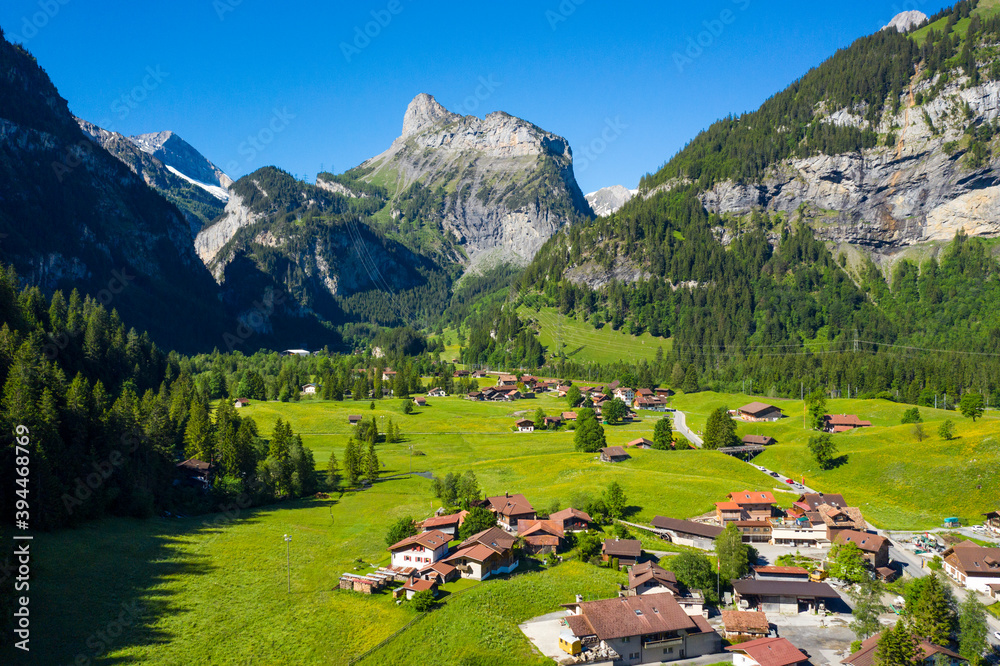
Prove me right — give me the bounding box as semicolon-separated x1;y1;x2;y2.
520;610;574;664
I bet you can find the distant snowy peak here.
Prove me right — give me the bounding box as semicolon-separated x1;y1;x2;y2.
883;10;927;33
585;185;638;217
130;131;232;191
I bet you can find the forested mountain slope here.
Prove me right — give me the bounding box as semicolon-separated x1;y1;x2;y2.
0;28;227;352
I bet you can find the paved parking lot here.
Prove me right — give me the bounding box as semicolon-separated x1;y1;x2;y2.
776;621;856;666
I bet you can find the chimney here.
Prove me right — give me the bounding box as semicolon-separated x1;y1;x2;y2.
576;594;583;604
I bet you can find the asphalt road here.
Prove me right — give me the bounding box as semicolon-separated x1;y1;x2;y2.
671;409;703;447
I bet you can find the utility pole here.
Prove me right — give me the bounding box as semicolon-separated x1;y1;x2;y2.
284;534;292;593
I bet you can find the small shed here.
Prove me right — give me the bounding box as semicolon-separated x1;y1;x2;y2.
600;446;629;463
348;415;363;425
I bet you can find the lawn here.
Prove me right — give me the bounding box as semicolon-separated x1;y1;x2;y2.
672;391;1000;530
518;306;670;365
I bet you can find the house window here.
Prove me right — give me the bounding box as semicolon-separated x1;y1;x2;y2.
629;652;640;660
621;636;630;643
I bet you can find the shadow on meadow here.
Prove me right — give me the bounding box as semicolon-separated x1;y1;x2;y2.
2;496;339;665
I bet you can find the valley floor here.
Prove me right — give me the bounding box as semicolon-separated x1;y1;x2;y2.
5;390;996;664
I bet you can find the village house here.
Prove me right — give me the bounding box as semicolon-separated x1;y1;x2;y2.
175;458;214;490
734;520;773;544
769;514;831;548
381;369;397;382
234;397;250;409
519;375;539;389
549;507;594;533
842;632;967;666
600;446;630;463
732;579;839;614
486;493;536;531
301;383;318;395
942;540;1000;593
651;517;724;548
497;374;518;387
824;414;872;433
741;435;776;447
388;530;451;569
726;636;809;666
427;387;446;398
833;530;890;569
514;418;534;433
635;395;669;411
543;415;563;428
517;519;564;555
628;561;681;596
413;396;427;407
655;388;675;399
348;415;363;425
466;391;483;401
716;502;744;524
471;370;487;379
562;594;721;665
602;539;643;567
737;402;785;422
453;370;469;378
626;437;654;449
401;577;437;601
613;387;636;405
445;526;519;580
418;561;460;585
720;610;770;641
727;491;778;521
419;511;467;537
561;411;578;421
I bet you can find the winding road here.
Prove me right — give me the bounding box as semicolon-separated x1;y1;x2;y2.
670;409;703;447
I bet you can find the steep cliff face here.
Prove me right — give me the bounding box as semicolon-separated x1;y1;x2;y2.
357;94;592;268
76;119;230;231
695;76;1000;251
0;34;226;350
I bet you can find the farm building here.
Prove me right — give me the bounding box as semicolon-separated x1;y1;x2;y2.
732;580;839;614
650;517;723;549
834;530;890;569
387;530;450;569
600;446;630;463
824;414;872;432
486;493;536;531
549;507;594;533
741;435;776;446
514;419;534;433
628;561;681;596
942;540;1000;593
737;402;785;422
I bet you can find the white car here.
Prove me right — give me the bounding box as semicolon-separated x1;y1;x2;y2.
994;631;1000;641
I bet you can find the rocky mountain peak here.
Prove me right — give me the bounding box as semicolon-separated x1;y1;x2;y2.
401;93;460;137
131;130;232;189
586;185;638;217
883;10;927;33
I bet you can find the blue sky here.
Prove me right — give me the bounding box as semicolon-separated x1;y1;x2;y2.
1;0;952;193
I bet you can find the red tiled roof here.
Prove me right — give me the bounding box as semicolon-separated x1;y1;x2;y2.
842;632;964;666
487;494;535;518
825;414;872;427
626;438;654;447
549;507;593;524
445;543;498;563
568;594;698;641
834;530;888;553
726;636;807;666
716;502;742;511
403;578;435;592
421;511;467;529
517;519;564;539
388;529;450;552
729;490;777;504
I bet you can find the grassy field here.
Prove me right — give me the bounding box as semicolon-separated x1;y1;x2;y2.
11;387;997;664
671;391;1000;530
518;306;670;365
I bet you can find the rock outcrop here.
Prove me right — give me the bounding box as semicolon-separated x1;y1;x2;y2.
358;93;592;268
694;76;1000;250
883;10;928;33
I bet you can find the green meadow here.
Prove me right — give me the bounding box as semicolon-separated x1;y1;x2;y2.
11;388;997;664
518;306;670;365
671;391;1000;530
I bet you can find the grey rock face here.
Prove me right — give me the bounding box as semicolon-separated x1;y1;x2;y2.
694;76;1000;249
586;185;638;217
360;93;591;268
883;10;927;33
